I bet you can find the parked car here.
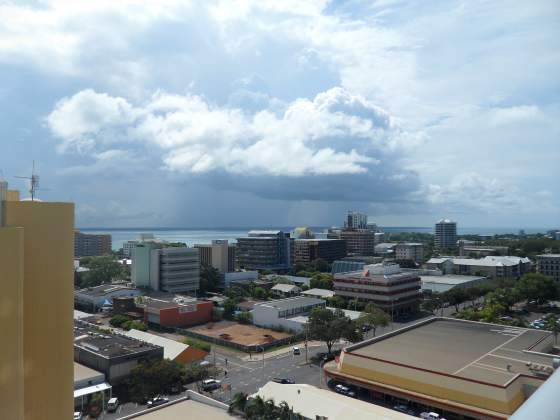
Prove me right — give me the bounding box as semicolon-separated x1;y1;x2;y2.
272;377;295;384
420;412;446;420
392;404;415;415
147;396;169;408
293;346;301;355
107;397;119;412
73;412;82;420
202;378;222;391
334;384;355;397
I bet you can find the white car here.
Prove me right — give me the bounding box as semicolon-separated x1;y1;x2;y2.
73;412;82;420
202;378;222;391
420;412;446;420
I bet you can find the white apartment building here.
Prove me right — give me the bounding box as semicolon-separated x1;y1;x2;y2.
426;256;532;280
150;247;200;294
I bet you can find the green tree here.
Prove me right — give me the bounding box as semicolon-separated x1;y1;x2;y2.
327;296;347;309
309;273;333;290
358;304;390;336
123;320;148;331
199;264;221;294
252;287;268;300
310;258;330;273
128;360;186;402
485;288;521;312
421;294;443;315
545;314;560;345
229;392;248;414
516;273;558;305
223;298;238;320
236;311;253;324
444;288;469;312
79;256;125;288
308;307;360;354
109;314;130;328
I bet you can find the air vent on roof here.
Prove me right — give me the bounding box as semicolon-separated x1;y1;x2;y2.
83;343;100;352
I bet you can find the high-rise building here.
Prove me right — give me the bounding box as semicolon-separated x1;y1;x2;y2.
435;218;457;250
345;211;368;229
131;244;200;293
236;230;292;271
150;247;200;293
194;240;235;273
293;239;347;265
74;230;112;257
536;254;560;282
1;182;74;420
328;228;377;256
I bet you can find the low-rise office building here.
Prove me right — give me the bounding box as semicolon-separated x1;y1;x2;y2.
74;284;142;312
426;256;532;280
252;296;326;332
459;243;509;257
302;288;335;299
325;318;556;419
394;243;424;263
74;322;163;384
74;362;111;411
333;264;421;317
536;254;560;282
271;283;301;298
142;296;213;328
124;329;207;364
421;274;488;294
293;238;347;264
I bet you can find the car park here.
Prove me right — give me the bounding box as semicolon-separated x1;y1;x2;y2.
334;384;355;397
147;396;169;407
272;377;295;384
202;378;222;391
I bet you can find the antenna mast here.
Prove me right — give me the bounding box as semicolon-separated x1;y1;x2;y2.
15;161;40;201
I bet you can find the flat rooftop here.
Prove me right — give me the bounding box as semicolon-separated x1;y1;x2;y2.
349;318;554;386
255;296;325;311
420;274;485;285
74;322;161;358
74;362;104;383
76;283;137;297
129;398;234;419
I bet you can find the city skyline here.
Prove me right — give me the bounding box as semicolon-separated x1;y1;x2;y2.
1;1;559;228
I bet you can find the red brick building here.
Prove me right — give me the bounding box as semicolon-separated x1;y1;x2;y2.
143;297;213;328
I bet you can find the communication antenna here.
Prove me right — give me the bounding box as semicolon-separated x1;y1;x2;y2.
15;161;40;201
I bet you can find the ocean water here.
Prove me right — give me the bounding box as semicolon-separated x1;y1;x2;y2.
78;226;552;250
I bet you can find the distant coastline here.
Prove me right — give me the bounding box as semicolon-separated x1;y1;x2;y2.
76;226;553;251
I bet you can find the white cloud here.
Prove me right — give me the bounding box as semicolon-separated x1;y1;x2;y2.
48;87;413;177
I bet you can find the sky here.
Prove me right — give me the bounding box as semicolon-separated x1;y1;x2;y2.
1;0;559;228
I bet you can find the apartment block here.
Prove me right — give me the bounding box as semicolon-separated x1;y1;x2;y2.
194;240;235;273
74;230;112;257
426;256;532;280
1;181;74;420
435;218;457;250
151;247;200;294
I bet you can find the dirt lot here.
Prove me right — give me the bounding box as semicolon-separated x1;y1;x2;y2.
189;321;292;346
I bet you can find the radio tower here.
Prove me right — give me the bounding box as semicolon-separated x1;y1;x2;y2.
15;161;40;201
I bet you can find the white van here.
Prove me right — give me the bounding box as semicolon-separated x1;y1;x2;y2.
107;397;119;412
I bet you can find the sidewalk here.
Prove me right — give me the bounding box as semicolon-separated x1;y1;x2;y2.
240;340;325;362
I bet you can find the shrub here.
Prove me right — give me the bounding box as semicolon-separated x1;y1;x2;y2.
184;337;211;352
110;314;131;328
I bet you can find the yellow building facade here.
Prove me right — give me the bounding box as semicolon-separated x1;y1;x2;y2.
0;184;74;420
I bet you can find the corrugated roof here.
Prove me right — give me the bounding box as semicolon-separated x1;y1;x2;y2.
124;330;188;360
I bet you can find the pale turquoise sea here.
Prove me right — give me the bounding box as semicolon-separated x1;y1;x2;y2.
78;227;552;251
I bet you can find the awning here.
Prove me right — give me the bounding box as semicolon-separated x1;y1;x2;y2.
74;382;112;399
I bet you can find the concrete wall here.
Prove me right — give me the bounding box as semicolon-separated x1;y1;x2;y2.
5;201;75;420
0;226;25;420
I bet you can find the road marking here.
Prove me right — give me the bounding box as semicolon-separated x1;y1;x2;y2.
215;355;254;371
453;330;525;375
473;362;509;372
485;353;533;365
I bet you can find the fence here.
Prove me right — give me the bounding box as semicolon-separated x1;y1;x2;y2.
178;328;304;353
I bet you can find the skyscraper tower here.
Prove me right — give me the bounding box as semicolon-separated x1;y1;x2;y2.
435;218;457;250
0;181;74;420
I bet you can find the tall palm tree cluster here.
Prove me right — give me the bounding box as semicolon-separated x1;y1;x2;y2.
228;392;303;419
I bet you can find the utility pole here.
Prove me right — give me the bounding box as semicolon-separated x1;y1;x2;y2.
305;322;309;364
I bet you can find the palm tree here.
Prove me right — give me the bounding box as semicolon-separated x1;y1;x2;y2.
228;392;248;414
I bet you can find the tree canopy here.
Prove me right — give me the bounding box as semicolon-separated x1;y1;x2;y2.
77;256;126;288
307;307;362;354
